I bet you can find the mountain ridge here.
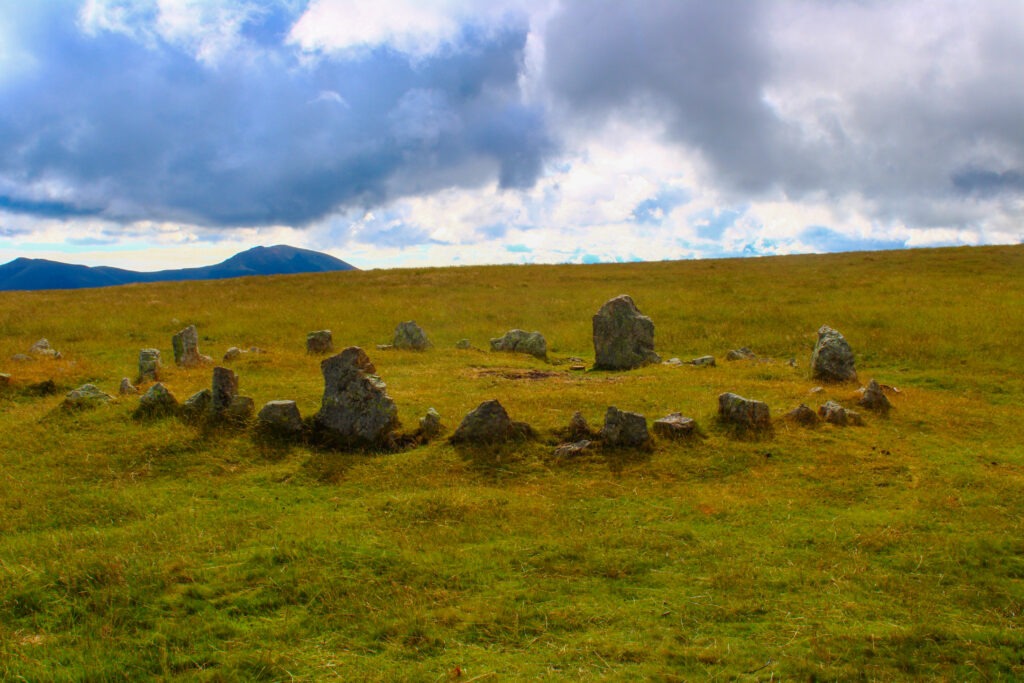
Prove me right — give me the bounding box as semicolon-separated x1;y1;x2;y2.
0;245;357;291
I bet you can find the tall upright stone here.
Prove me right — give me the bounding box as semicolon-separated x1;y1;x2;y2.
811;325;857;383
138;348;161;382
211;366;239;413
315;347;399;447
592;295;660;370
172;325;210;367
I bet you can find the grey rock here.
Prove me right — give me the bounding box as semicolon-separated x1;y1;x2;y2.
653;413;697;440
718;392;772;432
138;348;161;382
690;355;716;367
554;440;593;458
257;400;304;436
211;366;238;414
119;378;138;395
811;325;857;382
134;382;178;419
306;330;333;355
393;321;432;351
819;400;863;426
224;396;255;424
315;347;399;447
30;338;62;359
599;406;650;448
375;344;394;351
419;407;443;438
181;389;212;422
223;346;242;361
490;329;547;359
592;295;660;370
565;411;595;441
858;379;891;413
662;358;683;366
726;347;756;361
63;384;113;410
172;325;210;367
455;338;472;349
450;399;533;444
784;403;819;427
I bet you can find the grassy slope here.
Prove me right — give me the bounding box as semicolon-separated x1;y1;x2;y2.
0;245;1022;680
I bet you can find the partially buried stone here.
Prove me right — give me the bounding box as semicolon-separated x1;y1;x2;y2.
449;399;534;444
138;348;161;382
718;393;772;432
858;379;891;413
554;440;592;458
811;325;857;382
63;384;113;410
819;400;863;426
257;400;303;437
419;408;443;438
600;406;650;448
181;389;212;422
393;321;432;351
690;355;716;367
592;295;660;370
653;413;697;440
30;338;61;359
119;378;138;395
490;329;547;359
315;347;399;447
224;396;255;424
455;339;472;350
223;347;242;361
134;383;178;419
306;330;333;355
784;403;819;427
172;325;211;367
726;347;755;361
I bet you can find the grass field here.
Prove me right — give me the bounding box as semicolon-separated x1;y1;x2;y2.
1;245;1022;680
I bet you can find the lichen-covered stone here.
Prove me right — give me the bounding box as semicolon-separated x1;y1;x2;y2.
784;404;819;427
858;379;891;413
134;382;178;419
257;400;303;436
690;355;716;367
30;338;62;359
223;346;242;361
393;321;432;351
306;330;333;355
726;347;755;361
718;392;771;432
600;406;650;448
819;400;864;426
172;325;210;367
315;347;399;447
138;348;161;382
63;384;113;410
181;389;212;422
592;295;660;370
653;413;697;440
811;325;857;382
490;329;547;359
450;399;533;444
419;408;443;438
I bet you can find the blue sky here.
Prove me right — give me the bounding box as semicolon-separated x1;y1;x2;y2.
1;0;1022;270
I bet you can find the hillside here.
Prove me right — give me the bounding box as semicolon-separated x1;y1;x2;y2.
0;245;1022;680
0;245;356;291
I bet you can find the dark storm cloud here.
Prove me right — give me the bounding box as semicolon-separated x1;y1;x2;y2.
0;2;551;228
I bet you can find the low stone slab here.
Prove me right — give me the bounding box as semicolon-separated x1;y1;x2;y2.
690;355;716;367
554;440;593;458
257;400;303;436
726;348;755;361
63;384;113;410
819;400;864;426
450;399;533;444
718;392;771;432
784;403;819;427
490;329;547;359
858;379;891;413
600;406;650;448
653;413;697;440
30;338;62;359
223;347;242;361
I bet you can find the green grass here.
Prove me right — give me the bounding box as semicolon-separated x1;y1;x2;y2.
1;245;1023;680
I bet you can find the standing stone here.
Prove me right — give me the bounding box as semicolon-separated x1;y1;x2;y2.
134;383;179;419
257;400;304;437
419;408;443;438
592;295;660;370
599;406;651;448
172;325;210;367
718;392;772;432
306;330;333;355
653;413;698;440
63;384;113;410
138;348;161;382
315;347;399;447
449;399;533;444
490;330;547;359
858;379;892;413
119;378;138;395
30;338;62;359
211;367;239;414
393;321;432;351
811;325;857;382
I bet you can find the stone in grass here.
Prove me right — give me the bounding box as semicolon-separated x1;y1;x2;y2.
138;348;161;382
599;406;651;448
784;403;819;427
393;321;432;351
554;440;593;458
119;378;138;395
418;408;443;439
858;379;891;413
306;330;333;355
564;411;596;441
450;399;535;445
811;325;857;383
181;389;212;422
726;348;756;361
30;338;62;359
223;346;242;361
718;392;772;433
455;339;472;350
819;400;864;426
592;295;660;370
223;396;255;424
490;329;548;360
257;400;304;437
690;355;717;367
172;325;212;367
63;384;113;410
315;347;399;448
133;382;179;419
211;366;239;414
653;413;698;440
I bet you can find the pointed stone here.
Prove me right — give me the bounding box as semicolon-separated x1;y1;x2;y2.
811;326;857;382
393;321;432;350
134;383;179;419
592;295;660;370
450;399;533;444
315;347;399;447
858;379;891;413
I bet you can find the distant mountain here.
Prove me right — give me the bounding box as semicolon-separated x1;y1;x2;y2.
0;245;357;291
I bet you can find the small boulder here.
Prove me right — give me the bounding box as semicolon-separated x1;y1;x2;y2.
653;413;698;440
393;321;432;351
315;347;399;447
554;440;593;458
689;355;717;367
662;358;683;366
306;330;333;355
450;399;534;444
784;403;819;427
134;383;179;419
858;379;891;413
455;339;472;350
599;406;651;448
726;347;756;361
119;378;138;395
564;411;595;441
172;325;211;367
63;384;113;410
30;338;62;359
418;408;443;438
811;325;857;382
181;389;212;422
138;348;161;382
718;393;772;433
490;329;547;359
223;346;242;361
257;400;304;437
592;295;660;370
819;400;864;426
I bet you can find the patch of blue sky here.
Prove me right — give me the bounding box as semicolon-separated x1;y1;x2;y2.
505;244;531;253
688;206;744;240
632;187;691;225
800;226;906;253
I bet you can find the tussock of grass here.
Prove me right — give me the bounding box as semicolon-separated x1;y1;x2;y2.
1;245;1023;679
